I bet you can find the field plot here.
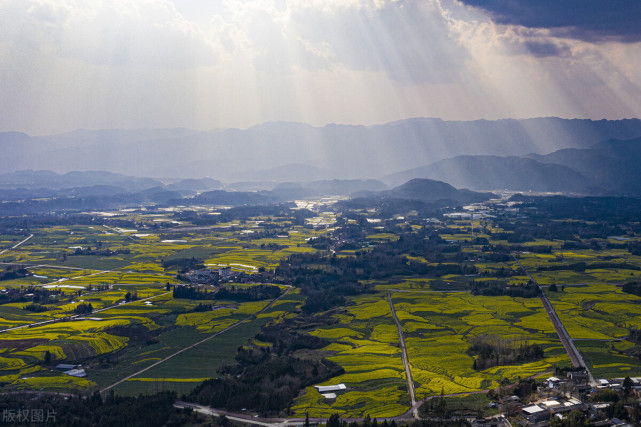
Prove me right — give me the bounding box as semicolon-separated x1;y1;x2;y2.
0;207;324;398
292;287;568;419
520;249;641;286
392;292;568;397
0;284;169;391
545;284;641;377
292;294;408;419
545;284;641;338
114;320;271;396
0;282;294;395
106;287;301;396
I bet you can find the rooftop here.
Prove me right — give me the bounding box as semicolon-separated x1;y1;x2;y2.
522;405;545;415
315;384;346;393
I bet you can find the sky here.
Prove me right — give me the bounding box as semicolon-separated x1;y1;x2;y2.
1;0;641;135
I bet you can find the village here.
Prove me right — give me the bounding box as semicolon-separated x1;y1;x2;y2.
466;372;641;427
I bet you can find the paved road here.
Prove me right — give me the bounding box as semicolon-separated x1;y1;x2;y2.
100;286;292;394
512;254;597;386
175;370;555;424
174;402;280;427
174;401;421;426
538;292;580;366
0;234;33;255
387;293;418;419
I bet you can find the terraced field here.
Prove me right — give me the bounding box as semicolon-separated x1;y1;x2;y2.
393;292;568;397
0;210;317;395
292;293;408;418
291;285;570;418
4;202;641;418
544;284;641;378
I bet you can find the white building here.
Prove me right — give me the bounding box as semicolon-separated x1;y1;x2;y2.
315;384;346;393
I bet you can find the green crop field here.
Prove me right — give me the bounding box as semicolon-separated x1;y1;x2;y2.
4;200;641;420
293;293;408;419
544;284;641;378
392;292;567;397
0;209;317;395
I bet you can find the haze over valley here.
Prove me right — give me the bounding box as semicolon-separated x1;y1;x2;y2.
2;117;641;198
3;1;641;425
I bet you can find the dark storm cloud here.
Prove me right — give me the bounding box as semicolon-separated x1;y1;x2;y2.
458;0;641;43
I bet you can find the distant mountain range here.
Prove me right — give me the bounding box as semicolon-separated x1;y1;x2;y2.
4;117;641;196
384;155;594;193
0;170;396;215
384;137;641;196
0;170;163;191
2;117;641;180
0;167;493;216
526;137;641;195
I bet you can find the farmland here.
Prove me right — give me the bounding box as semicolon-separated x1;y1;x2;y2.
1;195;641;419
0;206;316;395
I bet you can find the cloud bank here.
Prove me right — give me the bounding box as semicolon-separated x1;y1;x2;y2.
0;0;640;134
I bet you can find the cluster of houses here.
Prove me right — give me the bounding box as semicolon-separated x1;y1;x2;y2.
185;266;241;284
495;373;641;426
314;374;641;426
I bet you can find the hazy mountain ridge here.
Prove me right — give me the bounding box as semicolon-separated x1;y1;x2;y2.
2;117;640;179
527;137;641;194
385;136;641;195
0;170;392;213
0;170;162;191
384;155;597;193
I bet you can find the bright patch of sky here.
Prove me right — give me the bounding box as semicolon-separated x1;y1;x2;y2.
1;0;640;134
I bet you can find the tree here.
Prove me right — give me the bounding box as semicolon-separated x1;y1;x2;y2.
590;388;619;403
327;413;341;427
624;376;633;396
74;302;93;314
44;350;52;365
435;387;448;417
549;410;586;427
549;284;558;291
